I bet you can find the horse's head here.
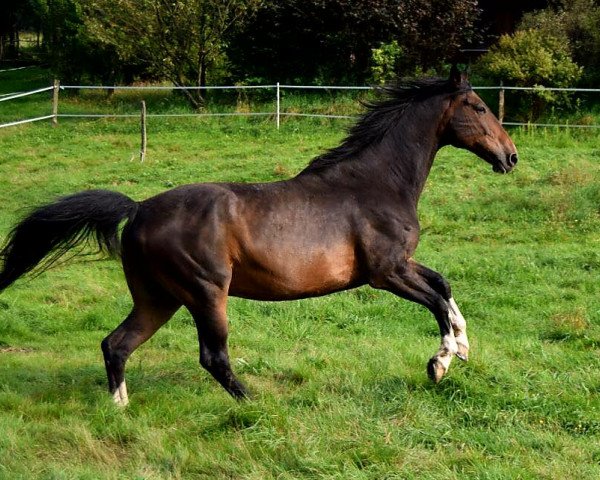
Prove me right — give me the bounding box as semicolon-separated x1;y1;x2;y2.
442;67;518;174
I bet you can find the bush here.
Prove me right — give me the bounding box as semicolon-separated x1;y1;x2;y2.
520;0;600;86
370;41;403;84
478;29;582;120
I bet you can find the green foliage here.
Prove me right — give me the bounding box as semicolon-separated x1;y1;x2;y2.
478;29;582;120
520;0;600;86
228;0;480;84
3;0;480;86
391;0;480;72
0;0;43;60
84;0;262;109
370;41;403;84
479;30;581;87
33;0;122;84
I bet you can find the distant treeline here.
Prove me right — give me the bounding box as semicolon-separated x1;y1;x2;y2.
2;1;600;115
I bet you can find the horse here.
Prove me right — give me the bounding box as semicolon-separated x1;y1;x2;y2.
0;67;517;406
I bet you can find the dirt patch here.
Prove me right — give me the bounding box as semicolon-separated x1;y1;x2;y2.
0;346;35;353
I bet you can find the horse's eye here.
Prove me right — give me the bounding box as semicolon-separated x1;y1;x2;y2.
474;105;486;114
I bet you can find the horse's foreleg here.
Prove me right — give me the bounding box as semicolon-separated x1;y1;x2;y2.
372;259;459;382
448;298;469;361
189;296;249;400
101;302;178;406
411;262;470;361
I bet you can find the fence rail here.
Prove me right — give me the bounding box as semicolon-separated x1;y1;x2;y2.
0;85;53;103
2;82;600;130
0;114;55;128
60;84;278;90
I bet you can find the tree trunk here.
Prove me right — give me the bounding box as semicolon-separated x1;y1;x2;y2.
8;28;16;57
199;53;207;106
174;76;204;111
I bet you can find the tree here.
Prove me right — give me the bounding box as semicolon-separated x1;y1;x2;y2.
478;29;582;119
370;40;404;84
519;0;600;85
0;1;18;60
34;0;123;85
84;0;262;109
0;0;42;60
392;0;481;72
228;0;480;84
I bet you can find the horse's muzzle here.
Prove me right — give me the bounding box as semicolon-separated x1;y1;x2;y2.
493;153;518;174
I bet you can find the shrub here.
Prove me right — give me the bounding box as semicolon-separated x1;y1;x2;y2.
478;29;582;120
520;0;600;86
370;41;404;85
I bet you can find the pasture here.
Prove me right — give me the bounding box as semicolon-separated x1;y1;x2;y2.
0;82;599;477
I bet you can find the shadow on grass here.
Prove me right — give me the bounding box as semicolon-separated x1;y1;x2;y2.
0;354;222;410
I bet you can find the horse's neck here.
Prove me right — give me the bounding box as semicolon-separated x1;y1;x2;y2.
375;120;441;200
315;102;445;201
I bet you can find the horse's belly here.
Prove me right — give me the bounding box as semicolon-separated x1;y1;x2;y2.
228;245;361;300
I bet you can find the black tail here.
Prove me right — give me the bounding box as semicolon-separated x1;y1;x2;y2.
0;189;138;292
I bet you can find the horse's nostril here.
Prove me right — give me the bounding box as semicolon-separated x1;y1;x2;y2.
508;153;518;167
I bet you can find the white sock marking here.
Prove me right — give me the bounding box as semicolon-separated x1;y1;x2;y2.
448;298;466;332
448;297;469;354
435;333;458;371
112;381;129;407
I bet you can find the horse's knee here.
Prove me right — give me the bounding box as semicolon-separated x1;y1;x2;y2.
101;336;129;371
101;337;114;363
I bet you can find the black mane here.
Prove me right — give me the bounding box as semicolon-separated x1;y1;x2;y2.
300;77;471;174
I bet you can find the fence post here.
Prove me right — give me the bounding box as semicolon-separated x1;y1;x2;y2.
140;100;147;162
51;79;60;127
498;80;505;125
276;82;280;130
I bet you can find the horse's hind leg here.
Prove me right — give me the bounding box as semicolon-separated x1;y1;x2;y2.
187;293;248;399
101;296;179;406
412;263;470;361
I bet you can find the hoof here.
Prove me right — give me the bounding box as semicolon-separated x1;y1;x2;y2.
456;346;469;362
229;382;251;401
455;336;469;362
427;358;446;383
234;390;251;402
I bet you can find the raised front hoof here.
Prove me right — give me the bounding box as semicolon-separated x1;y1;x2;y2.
427;357;447;384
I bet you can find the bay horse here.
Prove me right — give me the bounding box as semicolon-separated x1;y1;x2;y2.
0;68;517;406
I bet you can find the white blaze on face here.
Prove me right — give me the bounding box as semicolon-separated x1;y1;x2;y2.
112;381;129;407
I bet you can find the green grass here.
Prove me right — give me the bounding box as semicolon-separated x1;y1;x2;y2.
1;72;600;478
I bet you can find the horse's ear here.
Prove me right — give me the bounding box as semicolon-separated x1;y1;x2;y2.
449;64;468;88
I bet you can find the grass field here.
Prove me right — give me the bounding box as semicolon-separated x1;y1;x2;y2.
1;70;599;479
